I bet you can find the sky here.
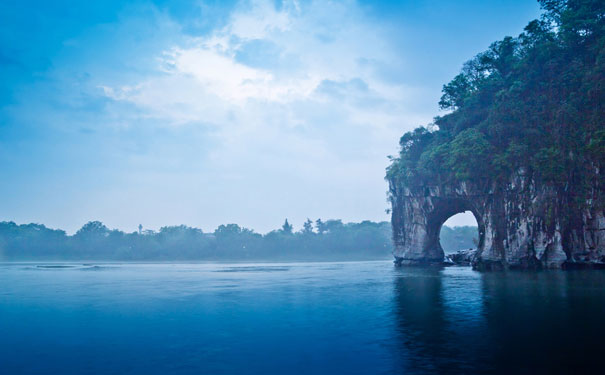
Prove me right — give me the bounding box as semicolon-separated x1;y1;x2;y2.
0;0;541;234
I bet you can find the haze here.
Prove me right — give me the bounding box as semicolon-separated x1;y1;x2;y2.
0;0;540;233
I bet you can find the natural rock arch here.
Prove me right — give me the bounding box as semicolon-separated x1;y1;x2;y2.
389;173;604;270
390;182;495;267
423;197;484;263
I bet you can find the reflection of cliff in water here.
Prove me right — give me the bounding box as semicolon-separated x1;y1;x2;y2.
480;271;605;373
391;268;605;374
391;268;491;374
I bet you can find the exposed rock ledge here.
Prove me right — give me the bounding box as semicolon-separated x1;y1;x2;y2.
388;171;604;270
445;248;477;266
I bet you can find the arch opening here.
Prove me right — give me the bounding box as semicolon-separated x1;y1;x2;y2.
440;212;479;255
421;198;484;263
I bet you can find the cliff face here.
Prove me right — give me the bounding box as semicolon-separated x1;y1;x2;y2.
388;170;604;270
385;1;604;270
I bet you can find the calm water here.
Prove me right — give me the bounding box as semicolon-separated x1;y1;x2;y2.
1;261;605;374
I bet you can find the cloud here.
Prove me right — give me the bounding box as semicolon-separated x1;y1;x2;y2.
0;0;543;232
0;0;441;234
103;0;419;132
90;0;437;230
316;78;369;95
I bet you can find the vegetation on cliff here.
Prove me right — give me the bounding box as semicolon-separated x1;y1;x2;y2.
387;0;604;203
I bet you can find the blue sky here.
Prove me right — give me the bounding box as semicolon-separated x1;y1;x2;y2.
0;0;541;233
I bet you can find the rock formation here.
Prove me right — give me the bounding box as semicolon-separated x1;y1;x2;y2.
445;248;477;266
388;169;604;270
385;1;604;270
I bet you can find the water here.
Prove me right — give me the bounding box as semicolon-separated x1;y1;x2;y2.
1;261;604;374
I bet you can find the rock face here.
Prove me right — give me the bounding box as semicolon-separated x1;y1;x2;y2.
388;170;604;270
445;248;477;266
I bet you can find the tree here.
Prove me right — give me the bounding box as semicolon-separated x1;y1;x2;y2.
388;0;605;205
302;218;314;234
281;219;293;235
0;218;411;261
215;224;242;237
75;221;109;238
315;219;327;234
439;73;472;110
445;128;494;180
324;219;344;233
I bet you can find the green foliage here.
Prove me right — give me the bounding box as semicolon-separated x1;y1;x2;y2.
0;219;390;261
0;222;68;259
302;218;314;234
315;218;327;234
75;221;109;237
215;223;244;236
0;220;478;261
281;219;293;234
439;73;473;109
387;0;605;197
533;147;567;182
445;129;493;179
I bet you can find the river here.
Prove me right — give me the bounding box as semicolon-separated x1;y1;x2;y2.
1;261;604;374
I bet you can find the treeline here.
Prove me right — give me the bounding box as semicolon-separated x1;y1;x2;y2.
0;219;476;261
440;225;477;254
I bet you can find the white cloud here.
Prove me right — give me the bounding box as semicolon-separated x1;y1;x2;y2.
99;0;434;230
107;0;411;109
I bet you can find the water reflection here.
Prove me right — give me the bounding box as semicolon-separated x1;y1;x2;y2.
391;267;491;374
2;262;605;374
480;271;605;373
391;268;605;374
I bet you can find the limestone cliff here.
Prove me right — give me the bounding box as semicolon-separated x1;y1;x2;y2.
385;1;604;270
388;169;604;270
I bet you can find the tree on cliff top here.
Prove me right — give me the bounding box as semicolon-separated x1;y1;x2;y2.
387;0;604;203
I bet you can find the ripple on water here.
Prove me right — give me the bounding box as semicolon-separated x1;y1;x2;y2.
213;266;291;273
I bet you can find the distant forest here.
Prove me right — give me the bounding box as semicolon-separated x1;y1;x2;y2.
0;220;476;261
